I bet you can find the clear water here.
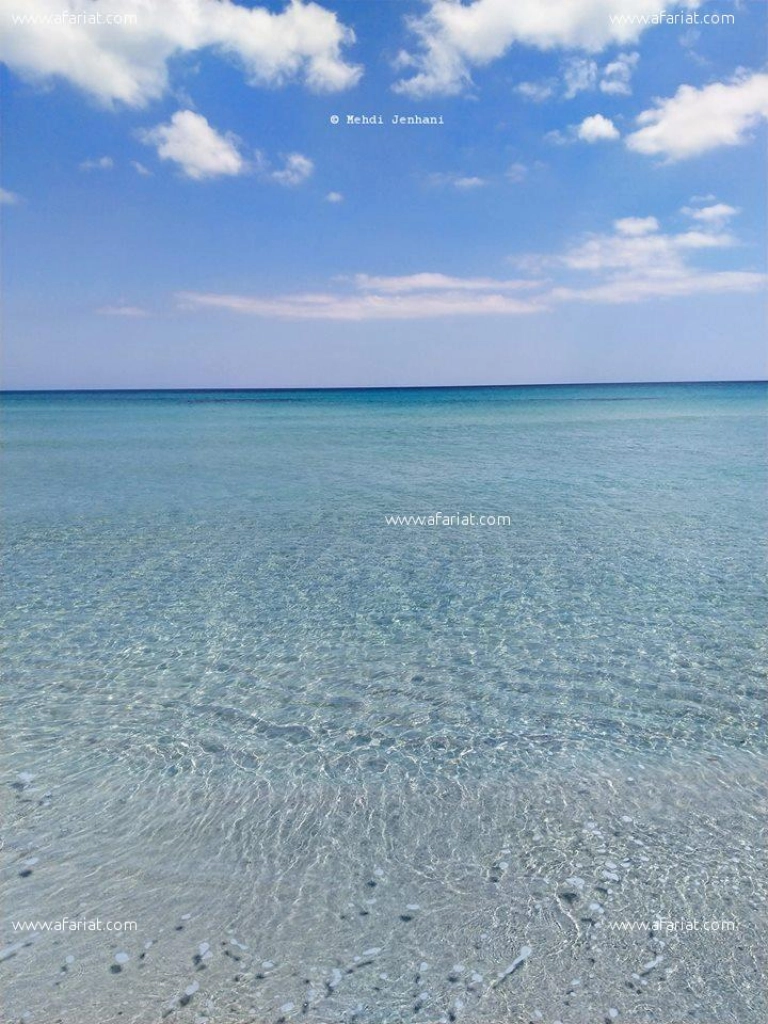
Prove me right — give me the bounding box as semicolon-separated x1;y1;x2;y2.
2;383;766;1024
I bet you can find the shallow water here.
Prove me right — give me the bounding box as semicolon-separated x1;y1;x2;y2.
2;383;766;1023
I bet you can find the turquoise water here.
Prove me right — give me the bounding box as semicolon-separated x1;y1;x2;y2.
2;383;766;1023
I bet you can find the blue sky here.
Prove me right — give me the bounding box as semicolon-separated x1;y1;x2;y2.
1;0;766;388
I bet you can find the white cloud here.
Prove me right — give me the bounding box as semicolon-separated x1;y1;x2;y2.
270;153;314;186
544;128;569;145
0;186;21;204
79;156;114;171
176;208;763;320
681;202;739;226
506;162;528;183
97;304;149;317
131;160;152;177
576;113;620;141
561;221;733;273
548;214;761;304
0;0;362;108
600;51;639;95
454;175;487;189
139;110;246;180
393;0;699;98
519;51;638;103
178;289;542;320
353;273;541;293
178;272;544;320
429;171;488;189
626;70;768;159
563;57;598;99
614;216;659;236
515;80;556;102
552;269;763;304
325;191;344;203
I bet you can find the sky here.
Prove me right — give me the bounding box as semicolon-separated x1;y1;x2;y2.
1;0;766;389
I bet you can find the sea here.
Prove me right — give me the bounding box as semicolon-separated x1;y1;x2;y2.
1;382;766;1023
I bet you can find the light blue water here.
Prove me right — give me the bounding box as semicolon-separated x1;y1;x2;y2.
2;383;766;1024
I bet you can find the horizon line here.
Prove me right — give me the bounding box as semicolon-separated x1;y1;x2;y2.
1;378;767;395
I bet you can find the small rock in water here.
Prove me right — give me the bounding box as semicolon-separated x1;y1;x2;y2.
262;960;275;969
198;943;210;957
184;982;200;997
65;955;75;965
406;903;420;911
640;955;664;976
280;1003;294;1014
362;947;382;957
607;1010;619;1020
492;945;532;987
115;952;130;965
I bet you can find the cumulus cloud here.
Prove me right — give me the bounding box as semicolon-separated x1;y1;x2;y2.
518;51;638;103
270;153;314;186
515;80;557;102
563;57;598;99
428;171;488;189
454;176;487;189
139;110;246;180
393;0;699;98
325;191;344;203
626;70;768;159
506;162;528;183
0;187;21;204
131;160;152;177
548;214;762;304
0;0;362;107
614;216;659;236
79;156;114;171
576;114;620;141
560;218;734;273
681;202;739;226
600;51;639;95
